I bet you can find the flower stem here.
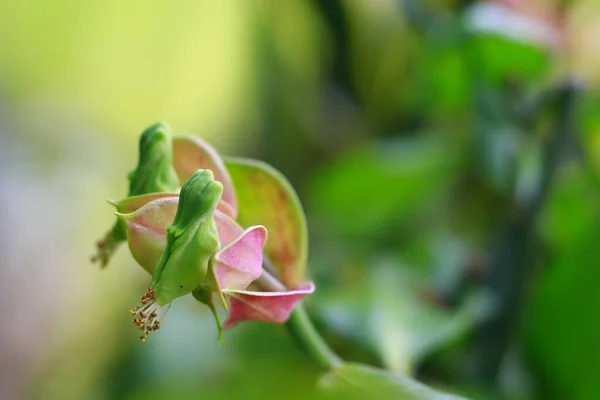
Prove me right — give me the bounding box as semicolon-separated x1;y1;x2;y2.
256;265;342;370
285;304;342;370
255;267;287;292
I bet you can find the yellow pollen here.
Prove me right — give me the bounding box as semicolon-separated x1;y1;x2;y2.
130;287;165;343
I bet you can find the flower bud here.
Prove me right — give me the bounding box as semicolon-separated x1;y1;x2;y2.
129;170;223;341
151;169;223;305
92;122;180;267
128;121;180;196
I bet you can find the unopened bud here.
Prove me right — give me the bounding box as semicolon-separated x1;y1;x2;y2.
92;122;180;268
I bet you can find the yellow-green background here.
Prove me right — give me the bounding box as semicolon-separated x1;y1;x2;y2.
2;1;600;399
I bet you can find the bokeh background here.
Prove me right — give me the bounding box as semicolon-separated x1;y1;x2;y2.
2;0;600;399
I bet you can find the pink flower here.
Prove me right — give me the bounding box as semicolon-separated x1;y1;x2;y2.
112;135;314;339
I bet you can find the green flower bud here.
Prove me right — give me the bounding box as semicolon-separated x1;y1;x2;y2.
130;170;223;341
128;121;180;196
92;122;180;268
152;169;222;304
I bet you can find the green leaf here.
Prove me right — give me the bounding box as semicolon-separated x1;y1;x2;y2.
225;157;308;288
469;34;550;84
524;166;600;399
317;261;487;375
369;265;487;375
309;137;459;239
318;363;468;400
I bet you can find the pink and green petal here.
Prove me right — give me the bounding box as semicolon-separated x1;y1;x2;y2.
172;136;237;218
213;226;268;291
92;193;180;268
209;211;246;311
108;192;179;213
222;283;315;329
214;209;244;246
225;158;308;288
117;197;179;274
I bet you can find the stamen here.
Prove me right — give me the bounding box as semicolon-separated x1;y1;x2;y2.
129;287;171;342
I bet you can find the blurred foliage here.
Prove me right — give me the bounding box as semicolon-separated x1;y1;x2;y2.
319;362;468;400
3;0;600;399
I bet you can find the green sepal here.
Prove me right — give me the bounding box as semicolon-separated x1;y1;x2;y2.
208;259;228;310
107;192;179;214
150;170;223;306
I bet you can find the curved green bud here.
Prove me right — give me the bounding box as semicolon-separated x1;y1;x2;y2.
128;121;180;196
151;169;223;305
92;122;180;268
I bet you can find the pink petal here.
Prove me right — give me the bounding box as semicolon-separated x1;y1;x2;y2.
222;283;315;329
214;226;267;290
214;210;243;246
172;136;237;218
118;197;178;273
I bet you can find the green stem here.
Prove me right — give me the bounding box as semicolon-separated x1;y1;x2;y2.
255;265;343;370
285;304;342;370
255;267;287;292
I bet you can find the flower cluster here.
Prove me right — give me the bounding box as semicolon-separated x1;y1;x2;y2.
94;122;314;341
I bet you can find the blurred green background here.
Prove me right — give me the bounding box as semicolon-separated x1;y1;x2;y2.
2;0;600;399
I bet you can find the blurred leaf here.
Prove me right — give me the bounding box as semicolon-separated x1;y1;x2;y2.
468;34;550;83
343;0;414;126
412;45;470;115
466;1;561;52
524;165;600;399
514;136;544;205
476;123;521;192
309;137;461;239
579;93;600;182
318;363;468;400
370;264;488;375
317;260;487;375
225;157;308;288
